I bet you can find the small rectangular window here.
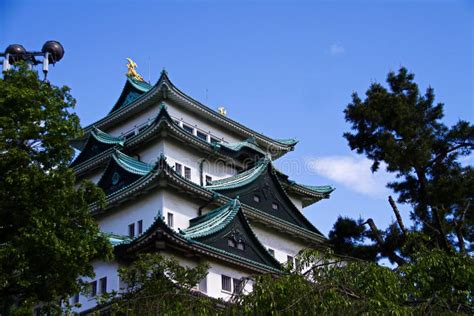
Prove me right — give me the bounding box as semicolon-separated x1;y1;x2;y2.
268;248;275;257
175;162;182;176
272;202;279;210
287;255;294;267
197;130;207;141
128;223;135;238
138;220;143;235
167;213;174;228
100;277;107;294
90;281;97;297
183;124;194;134
205;175;212;185
221;275;231;292
233;278;243;293
184;167;191;180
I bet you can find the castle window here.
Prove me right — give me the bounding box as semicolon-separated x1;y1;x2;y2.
128;223;135;238
233;278;243;293
138;220;143;235
183;124;193;134
175;162;182;175
89;280;97;297
184;167;191;180
221;275;231;292
210;137;220;144
99;277;107;294
287;255;294;267
167;213;174;228
197;130;207;141
268;248;275;257
205;175;212;185
253;195;260;203
272;202;279;210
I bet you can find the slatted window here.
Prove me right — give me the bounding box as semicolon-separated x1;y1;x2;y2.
175;162;182;176
100;277;107;294
205;175;212;185
233;278;243;293
197;131;207;141
184;167;191;180
183;124;194;134
138;220;143;235
128;223;135;238
90;280;97;297
221;275;231;292
167;213;174;228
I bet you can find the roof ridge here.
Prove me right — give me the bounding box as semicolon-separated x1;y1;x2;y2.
205;158;270;189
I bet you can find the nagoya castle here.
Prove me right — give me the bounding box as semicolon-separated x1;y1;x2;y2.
70;59;334;313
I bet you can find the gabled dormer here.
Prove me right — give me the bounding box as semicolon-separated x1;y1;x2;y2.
109;76;152;113
97;150;154;195
70;127;124;168
181;199;281;271
205;159;331;235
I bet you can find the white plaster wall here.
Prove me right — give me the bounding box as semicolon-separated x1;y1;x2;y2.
251;223;308;264
162;190;200;232
105;105;160;137
163;139;237;185
98;191;164;237
137;139;165;165
72;260;119;314
287;193;304;212
205;261;254;300
165;100;243;144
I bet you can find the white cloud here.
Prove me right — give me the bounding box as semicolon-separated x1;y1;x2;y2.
329;44;345;55
305;155;394;198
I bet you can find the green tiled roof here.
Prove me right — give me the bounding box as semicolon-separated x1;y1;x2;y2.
128;76;153;92
218;137;266;155
181;199;240;239
299;184;334;194
112;150;154;175
102;232;132;246
275;138;298;145
91;127;124;145
205;159;270;190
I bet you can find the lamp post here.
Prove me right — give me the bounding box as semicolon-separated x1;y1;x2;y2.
0;40;64;80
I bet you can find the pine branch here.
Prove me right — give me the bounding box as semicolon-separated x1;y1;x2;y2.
388;196;407;236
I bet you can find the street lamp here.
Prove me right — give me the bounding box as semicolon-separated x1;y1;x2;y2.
0;40;64;79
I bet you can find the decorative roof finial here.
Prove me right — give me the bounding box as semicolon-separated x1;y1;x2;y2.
126;58;145;82
217;106;227;116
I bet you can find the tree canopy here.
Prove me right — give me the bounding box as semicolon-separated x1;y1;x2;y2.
329;67;473;264
0;65;111;314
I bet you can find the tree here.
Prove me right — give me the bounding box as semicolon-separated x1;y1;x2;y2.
0;64;111;314
105;253;217;315
329;67;473;264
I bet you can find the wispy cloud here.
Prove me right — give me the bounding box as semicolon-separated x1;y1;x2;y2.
329;43;345;55
305;155;394;198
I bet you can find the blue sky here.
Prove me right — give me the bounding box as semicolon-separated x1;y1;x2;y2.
1;0;473;236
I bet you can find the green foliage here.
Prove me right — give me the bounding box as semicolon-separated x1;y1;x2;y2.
105;253;217;315
0;65;111;314
329;67;473;263
234;249;473;315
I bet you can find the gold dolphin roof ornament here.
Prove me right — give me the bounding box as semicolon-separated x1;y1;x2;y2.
126;57;145;82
